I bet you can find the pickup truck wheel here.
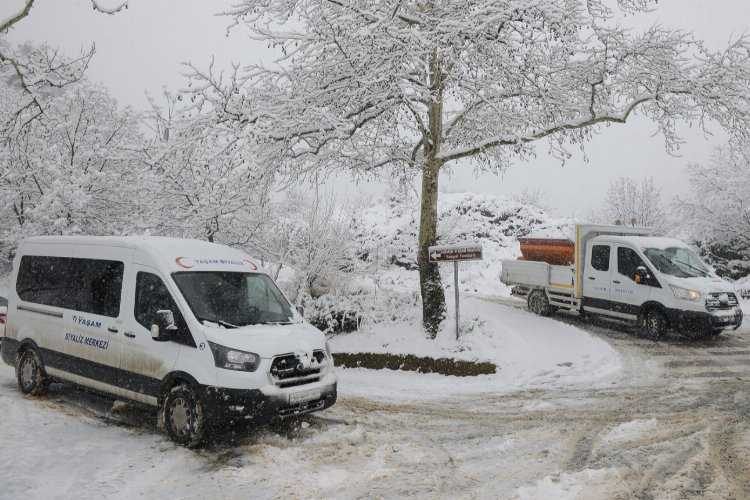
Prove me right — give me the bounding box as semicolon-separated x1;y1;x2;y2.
528;290;554;316
163;384;206;448
16;348;48;396
640;309;667;340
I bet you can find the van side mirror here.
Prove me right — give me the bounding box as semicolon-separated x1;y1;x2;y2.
152;309;178;341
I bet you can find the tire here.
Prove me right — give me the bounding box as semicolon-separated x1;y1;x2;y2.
527;290;554;317
639;308;667;340
162;384;207;448
706;328;723;339
16;348;48;396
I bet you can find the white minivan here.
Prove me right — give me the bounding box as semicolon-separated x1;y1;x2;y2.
0;236;337;446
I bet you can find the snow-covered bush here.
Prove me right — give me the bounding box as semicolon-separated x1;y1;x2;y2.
299;192;572;333
676;145;750;280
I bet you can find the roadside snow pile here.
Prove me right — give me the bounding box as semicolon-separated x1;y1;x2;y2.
331;298;622;400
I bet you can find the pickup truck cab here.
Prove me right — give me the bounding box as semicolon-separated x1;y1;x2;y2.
502;225;743;339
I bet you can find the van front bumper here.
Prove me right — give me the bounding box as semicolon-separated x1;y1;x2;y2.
200;382;337;425
665;306;743;332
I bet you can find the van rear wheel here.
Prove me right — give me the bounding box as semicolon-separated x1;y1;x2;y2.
16;348;48;396
163;384;206;448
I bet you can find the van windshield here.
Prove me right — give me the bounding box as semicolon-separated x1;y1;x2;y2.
643;247;711;279
172;272;295;327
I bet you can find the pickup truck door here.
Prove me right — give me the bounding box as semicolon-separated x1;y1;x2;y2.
582;243;612;303
610;246;657;317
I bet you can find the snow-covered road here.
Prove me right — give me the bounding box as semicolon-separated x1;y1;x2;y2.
2;307;750;499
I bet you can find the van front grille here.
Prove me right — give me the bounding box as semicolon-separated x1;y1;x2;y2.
270;350;326;387
706;292;738;311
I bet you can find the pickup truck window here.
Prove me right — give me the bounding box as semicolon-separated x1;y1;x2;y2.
591;245;610;272
617;247;658;287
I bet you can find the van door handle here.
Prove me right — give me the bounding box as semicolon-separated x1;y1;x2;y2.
107;326;119;333
612;280;621;284
123;331;136;338
587;276;596;280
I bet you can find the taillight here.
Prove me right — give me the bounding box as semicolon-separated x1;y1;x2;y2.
0;314;6;324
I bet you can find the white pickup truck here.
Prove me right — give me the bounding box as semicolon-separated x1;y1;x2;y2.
501;224;743;339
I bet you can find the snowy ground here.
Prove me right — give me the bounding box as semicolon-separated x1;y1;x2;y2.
331;297;622;401
2;301;750;499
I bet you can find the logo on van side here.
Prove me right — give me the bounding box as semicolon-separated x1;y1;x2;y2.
175;257;195;269
72;315;102;329
65;332;109;350
175;256;258;270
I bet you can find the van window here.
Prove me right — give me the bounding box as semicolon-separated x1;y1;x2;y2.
16;256;123;317
135;272;194;347
591;245;610;272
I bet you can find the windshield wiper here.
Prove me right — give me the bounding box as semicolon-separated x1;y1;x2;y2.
673;259;708;277
196;315;240;329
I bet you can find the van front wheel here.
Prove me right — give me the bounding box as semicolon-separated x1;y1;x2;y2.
163;384;206;448
16;348;48;396
640;309;667;340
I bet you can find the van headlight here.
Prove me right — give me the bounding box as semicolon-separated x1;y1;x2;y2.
670;285;702;302
208;342;260;372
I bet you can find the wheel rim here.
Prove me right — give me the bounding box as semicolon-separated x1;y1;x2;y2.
646;314;661;338
19;354;36;390
530;293;541;314
170;397;194;438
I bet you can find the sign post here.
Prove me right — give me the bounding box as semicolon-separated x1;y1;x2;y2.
428;244;483;340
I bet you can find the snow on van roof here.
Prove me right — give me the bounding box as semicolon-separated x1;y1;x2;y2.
21;236;263;273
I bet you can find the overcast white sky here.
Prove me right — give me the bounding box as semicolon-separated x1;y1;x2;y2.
3;0;750;217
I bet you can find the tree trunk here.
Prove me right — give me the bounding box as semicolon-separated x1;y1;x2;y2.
418;47;447;338
418;159;446;337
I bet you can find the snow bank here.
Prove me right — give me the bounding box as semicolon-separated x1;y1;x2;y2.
330;297;621;401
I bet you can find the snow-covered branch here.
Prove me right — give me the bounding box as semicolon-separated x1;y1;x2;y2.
90;0;128;15
0;0;35;33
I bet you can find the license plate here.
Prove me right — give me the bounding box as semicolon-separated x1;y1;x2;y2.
289;388;321;404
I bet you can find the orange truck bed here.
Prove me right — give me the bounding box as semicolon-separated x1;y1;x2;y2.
518;238;575;266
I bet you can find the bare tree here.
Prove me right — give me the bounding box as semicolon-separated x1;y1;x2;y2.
600;177;666;230
0;79;143;261
166;1;750;335
677;145;750;250
142;91;273;245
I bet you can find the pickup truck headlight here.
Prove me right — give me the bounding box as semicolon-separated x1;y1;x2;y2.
670;285;702;302
208;342;260;372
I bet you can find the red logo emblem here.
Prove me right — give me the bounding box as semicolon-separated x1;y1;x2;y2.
175;257;195;269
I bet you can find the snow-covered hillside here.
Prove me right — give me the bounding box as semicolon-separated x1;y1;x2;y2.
304;192;574;330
